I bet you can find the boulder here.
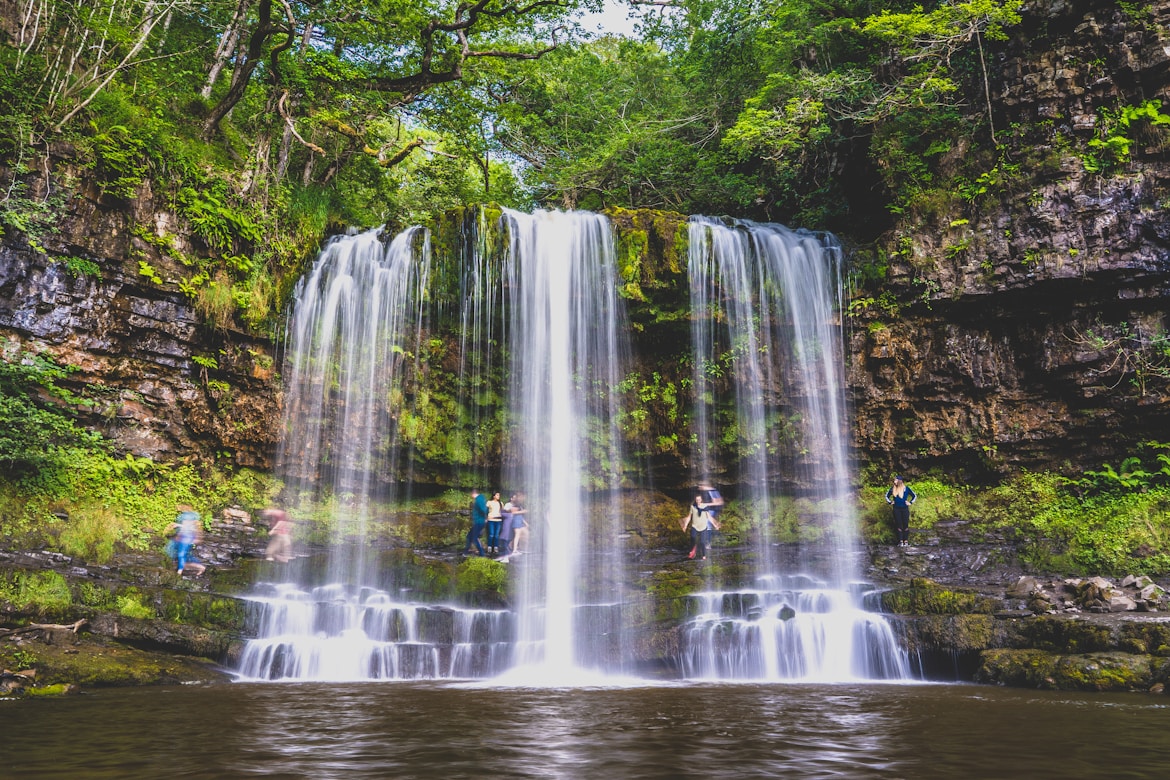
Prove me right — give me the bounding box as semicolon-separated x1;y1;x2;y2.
1007;575;1041;598
1108;594;1137;613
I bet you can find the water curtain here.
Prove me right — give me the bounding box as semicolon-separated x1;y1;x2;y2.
275;227;431;584
470;210;630;679
239;212;630;681
237;211;907;682
682;217;909;680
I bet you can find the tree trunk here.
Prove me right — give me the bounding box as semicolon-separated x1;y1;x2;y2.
201;0;254;99
201;0;276;140
275;23;312;182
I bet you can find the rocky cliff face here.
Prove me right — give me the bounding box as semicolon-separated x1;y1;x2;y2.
850;0;1170;480
3;1;1167;485
0;148;279;467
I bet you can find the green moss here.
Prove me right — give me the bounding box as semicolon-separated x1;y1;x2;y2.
455;556;509;606
377;550;457;599
116;590;155;619
25;637;226;687
977;648;1156;692
1048;653;1154;691
1013;616;1114;654
0;570;73;618
605;206;690;280
1118;622;1170;657
26;683;76;696
643;568;702;621
616;227;650;302
880;578;999;615
75;581;117;610
903;614;996;653
159;590;247;630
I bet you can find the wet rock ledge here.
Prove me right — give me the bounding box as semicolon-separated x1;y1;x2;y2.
5;508;1170;696
0;510;268;696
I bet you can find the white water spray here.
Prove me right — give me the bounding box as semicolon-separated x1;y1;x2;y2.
684;217;910;680
237;212;907;683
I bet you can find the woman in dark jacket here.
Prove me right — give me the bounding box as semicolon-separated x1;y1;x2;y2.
885;476;917;547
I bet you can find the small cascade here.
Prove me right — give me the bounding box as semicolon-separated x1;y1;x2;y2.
236;584;514;681
679;577;909;681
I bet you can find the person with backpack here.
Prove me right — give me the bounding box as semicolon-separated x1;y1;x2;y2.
683;485;724;559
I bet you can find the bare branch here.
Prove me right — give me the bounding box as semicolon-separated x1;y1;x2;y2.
55;1;182;131
278;90;326;154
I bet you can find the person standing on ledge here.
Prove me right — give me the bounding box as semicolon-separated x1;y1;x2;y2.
885;475;917;547
485;491;504;556
262;507;294;563
681;492;720;561
462;489;488;557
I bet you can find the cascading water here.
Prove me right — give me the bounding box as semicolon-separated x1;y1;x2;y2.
682;217;910;681
460;210;630;681
238;583;515;680
236;209;906;683
275;226;430;583
237;212;629;682
238;227;515;681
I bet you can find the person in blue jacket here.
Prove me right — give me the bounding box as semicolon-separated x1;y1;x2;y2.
462;489;489;556
885;476;917;547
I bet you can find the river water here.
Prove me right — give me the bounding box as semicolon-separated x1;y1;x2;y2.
3;681;1166;778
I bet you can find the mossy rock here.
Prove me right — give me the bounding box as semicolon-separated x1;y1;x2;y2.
620;490;689;547
604;207;690;283
158;589;247;631
1009;615;1114;654
88;613;239;659
898;614;998;653
374;549;457;601
642;568;704;622
25;683;79;696
379;510;466;549
879;578;1000;615
1118;621;1170;656
2;632;228;688
976;648;1155;692
454;556;510;607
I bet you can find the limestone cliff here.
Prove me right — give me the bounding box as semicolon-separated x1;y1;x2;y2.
850;0;1170;480
0;145;279;467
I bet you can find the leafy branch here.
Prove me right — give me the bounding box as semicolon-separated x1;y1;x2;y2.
1068;322;1170;396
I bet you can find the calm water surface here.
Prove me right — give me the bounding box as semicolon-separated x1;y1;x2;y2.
2;681;1166;779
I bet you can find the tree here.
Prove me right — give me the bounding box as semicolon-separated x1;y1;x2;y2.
488;36;720;210
198;0;582;165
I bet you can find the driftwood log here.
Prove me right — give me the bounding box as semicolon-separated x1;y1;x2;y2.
0;618;87;639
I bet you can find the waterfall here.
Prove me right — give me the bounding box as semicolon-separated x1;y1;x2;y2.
682;217;910;680
236;583;515;681
238;226;465;681
474;210;630;680
275;226;431;585
238;212;629;681
236;210;907;683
